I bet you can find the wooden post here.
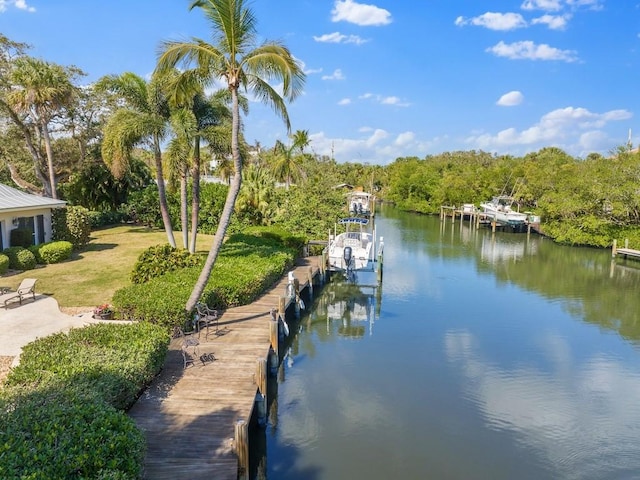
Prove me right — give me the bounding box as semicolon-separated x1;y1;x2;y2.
278;296;286;318
268;348;279;376
270;319;279;356
255;392;267;428
293;278;301;318
440;206;444;221
307;266;314;295
377;251;383;283
612;239;617;257
235;419;249;480
256;357;267;396
625;238;629;249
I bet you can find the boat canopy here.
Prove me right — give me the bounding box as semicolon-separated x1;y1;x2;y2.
338;217;369;225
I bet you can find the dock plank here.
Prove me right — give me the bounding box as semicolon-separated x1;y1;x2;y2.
128;257;321;479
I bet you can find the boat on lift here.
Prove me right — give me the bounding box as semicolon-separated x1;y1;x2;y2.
327;216;383;278
347;191;375;217
479;195;528;230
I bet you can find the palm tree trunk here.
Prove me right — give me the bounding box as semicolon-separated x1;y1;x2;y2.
189;136;201;254
186;89;242;312
154;135;177;248
180;164;189;249
40;119;58;199
1;103;50;196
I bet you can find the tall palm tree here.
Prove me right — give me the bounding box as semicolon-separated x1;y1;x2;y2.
291;129;310;153
164;75;237;252
272;129;310;190
97;72;177;248
8;57;77;198
157;0;305;312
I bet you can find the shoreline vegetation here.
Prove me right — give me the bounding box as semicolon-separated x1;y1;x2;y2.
383;148;640;249
0;226;303;478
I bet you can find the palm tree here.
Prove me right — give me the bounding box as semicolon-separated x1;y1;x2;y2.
271;129;310;189
164;76;237;252
97;72;177;248
8;57;77;198
157;0;305;312
236;164;275;225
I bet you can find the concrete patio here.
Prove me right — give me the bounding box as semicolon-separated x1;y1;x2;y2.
0;294;99;367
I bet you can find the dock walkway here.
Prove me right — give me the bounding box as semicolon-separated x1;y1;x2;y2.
128;257;321;480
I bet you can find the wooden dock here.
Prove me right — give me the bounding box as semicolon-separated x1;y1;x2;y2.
128;257;321;480
612;239;640;260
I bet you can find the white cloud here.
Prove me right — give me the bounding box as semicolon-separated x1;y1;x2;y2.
0;0;35;12
487;40;578;62
308;127;433;165
295;58;322;75
313;32;369;45
321;69;345;80
532;13;571;29
566;0;603;10
521;0;563;11
497;91;524;106
465;106;632;153
455;12;527;31
395;131;415;146
338;98;352;105
331;0;392;26
358;92;410;107
522;0;603;12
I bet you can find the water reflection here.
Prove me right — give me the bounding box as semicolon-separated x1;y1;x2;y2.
445;329;640;479
314;275;381;338
262;206;640;480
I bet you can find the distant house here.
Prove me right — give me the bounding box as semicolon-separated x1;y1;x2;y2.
0;183;66;249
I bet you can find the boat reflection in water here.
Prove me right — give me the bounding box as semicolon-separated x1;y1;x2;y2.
316;274;381;338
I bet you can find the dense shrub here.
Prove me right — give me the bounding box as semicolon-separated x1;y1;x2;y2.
0;322;168;479
10;227;33;248
113;233;296;328
131;244;201;284
52;205;92;249
5;322;168;409
0;254;9;274
123;185;177;229
34;240;74;264
2;246;36;270
27;244;44;264
88;209;128;228
0;387;145;480
243;226;307;252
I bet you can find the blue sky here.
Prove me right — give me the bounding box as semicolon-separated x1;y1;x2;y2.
2;0;639;164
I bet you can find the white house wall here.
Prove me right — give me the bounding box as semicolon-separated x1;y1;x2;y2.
0;207;58;249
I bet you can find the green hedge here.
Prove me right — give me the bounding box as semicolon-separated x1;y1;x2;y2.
112;233;296;329
2;246;36;270
29;241;74;264
0;253;9;274
0;386;144;480
130;244;201;284
52;206;91;249
0;322;168;479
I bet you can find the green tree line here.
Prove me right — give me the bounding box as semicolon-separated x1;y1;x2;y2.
383;147;640;248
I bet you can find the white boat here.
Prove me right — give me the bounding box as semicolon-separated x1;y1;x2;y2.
347;191;375;217
328;217;378;273
480;196;528;229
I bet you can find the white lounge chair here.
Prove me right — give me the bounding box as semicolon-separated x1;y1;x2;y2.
0;278;37;307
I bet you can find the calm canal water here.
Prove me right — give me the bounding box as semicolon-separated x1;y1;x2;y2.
255;205;640;480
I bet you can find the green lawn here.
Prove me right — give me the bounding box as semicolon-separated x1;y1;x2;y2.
2;226;213;309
